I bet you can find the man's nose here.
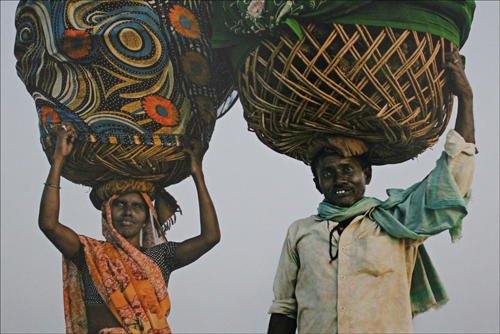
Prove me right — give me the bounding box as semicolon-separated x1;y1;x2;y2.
334;173;348;184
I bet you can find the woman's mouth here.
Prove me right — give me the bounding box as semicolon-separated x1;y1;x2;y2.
119;220;134;226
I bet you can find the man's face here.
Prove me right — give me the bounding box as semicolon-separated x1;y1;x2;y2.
314;154;372;207
111;193;147;239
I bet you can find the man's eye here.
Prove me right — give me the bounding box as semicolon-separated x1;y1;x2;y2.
323;172;332;178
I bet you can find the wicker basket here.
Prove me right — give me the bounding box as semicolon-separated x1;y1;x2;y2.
239;23;454;165
44;142;190;189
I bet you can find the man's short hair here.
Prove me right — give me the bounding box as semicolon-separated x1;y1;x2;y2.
310;147;372;179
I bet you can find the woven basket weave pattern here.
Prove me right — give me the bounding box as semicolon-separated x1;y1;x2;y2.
45;142;190;188
239;24;454;165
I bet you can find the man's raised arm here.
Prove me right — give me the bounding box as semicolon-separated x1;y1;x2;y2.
443;47;475;144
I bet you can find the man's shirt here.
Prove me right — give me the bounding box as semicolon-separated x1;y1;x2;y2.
269;130;476;333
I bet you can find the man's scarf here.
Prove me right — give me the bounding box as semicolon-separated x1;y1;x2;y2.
63;193;172;334
316;152;470;316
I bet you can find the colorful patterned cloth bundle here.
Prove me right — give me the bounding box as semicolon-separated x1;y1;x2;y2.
14;0;236;187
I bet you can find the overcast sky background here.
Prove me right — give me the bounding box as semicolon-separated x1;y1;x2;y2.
1;1;499;333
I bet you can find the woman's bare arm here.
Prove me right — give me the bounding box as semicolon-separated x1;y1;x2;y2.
39;122;81;258
174;140;220;269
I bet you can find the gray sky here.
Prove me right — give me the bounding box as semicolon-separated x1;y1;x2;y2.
1;1;498;333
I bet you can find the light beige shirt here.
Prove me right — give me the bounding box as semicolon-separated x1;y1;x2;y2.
269;130;476;333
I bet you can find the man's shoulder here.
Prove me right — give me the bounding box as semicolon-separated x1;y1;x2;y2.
287;215;321;233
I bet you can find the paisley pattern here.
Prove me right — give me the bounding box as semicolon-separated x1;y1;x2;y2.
15;0;236;150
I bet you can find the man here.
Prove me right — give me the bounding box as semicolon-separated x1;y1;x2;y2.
268;48;475;333
39;122;220;333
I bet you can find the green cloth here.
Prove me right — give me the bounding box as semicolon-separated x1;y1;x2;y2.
316;151;470;316
212;0;475;73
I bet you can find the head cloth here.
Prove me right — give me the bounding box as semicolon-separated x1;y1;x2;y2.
306;136;370;164
90;179;180;239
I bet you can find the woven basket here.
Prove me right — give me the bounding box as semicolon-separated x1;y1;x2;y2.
239;23;454;165
44;142;190;189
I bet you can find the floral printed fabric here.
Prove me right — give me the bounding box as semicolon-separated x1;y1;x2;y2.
63;194;172;334
223;0;327;36
14;1;236;150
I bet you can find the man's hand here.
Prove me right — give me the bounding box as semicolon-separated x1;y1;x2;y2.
53;122;77;163
442;47;475;144
183;139;209;177
442;47;473;102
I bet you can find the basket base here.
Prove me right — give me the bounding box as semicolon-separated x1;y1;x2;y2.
44;141;191;188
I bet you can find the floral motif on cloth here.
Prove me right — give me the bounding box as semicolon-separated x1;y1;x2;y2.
225;0;327;35
63;193;172;334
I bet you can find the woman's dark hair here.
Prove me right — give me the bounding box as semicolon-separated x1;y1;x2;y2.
310;147;371;179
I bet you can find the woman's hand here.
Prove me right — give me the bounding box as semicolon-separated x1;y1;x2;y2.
183;139;209;177
53;122;77;163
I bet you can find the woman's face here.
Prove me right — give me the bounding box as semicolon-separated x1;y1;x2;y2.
110;193;147;240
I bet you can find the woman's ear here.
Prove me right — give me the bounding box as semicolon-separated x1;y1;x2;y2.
101;200;108;219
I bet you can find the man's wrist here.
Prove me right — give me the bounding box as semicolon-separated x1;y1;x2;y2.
457;90;473;104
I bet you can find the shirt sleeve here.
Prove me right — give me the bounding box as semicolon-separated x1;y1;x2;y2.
268;226;299;319
379;129;477;239
444;129;476;197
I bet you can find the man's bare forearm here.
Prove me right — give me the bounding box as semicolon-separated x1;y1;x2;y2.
268;313;297;334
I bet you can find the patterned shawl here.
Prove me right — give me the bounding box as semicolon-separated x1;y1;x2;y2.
63;193;172;334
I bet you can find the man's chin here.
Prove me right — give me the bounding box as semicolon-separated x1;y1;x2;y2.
326;195;359;207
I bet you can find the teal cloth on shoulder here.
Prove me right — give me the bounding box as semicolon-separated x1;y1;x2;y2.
212;0;475;73
316;152;469;316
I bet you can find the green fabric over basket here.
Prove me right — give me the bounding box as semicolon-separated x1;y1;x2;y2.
212;0;475;73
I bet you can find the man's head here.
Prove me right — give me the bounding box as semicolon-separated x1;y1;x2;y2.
110;192;148;240
311;148;372;207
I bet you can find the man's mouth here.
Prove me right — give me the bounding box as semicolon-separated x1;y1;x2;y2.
333;189;351;196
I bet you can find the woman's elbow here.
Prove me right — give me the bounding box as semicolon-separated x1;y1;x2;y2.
205;233;221;249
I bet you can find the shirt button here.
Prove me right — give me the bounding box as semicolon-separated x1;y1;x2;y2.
341;247;346;251
340;306;346;311
340;275;346;280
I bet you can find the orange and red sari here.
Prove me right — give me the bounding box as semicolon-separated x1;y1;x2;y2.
63;194;172;334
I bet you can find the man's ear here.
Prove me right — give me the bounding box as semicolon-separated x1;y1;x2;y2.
364;166;372;185
314;177;323;194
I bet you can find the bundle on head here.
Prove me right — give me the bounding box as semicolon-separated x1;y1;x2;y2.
14;0;236;188
239;23;455;165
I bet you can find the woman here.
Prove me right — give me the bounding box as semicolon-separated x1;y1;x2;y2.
39;122;220;333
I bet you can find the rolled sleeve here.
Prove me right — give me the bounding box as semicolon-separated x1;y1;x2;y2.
444;129;476;197
269;228;299;319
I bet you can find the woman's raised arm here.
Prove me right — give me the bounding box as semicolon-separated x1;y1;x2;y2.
39;122;81;258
